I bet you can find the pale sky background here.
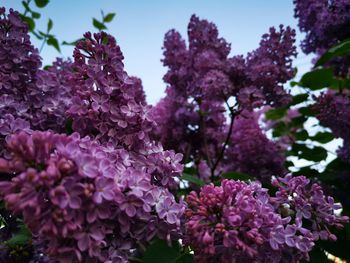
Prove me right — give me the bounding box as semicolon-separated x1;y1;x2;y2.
3;0;314;104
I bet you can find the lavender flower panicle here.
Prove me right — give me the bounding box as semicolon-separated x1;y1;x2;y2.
185;177;348;263
0;131;185;262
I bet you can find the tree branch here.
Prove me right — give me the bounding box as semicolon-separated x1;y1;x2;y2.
210;100;239;179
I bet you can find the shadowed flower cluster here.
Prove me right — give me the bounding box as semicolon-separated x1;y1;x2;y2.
314;90;350;162
294;0;350;54
294;0;350;75
152;15;296;178
223;110;286;182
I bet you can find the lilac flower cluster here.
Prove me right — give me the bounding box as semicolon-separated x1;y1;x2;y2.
0;8;73;156
293;0;350;75
294;0;350;54
67;32;151;150
314;90;350;161
0;8;40;153
272;175;348;242
34;58;74;131
152;15;296;177
0;5;348;262
223;110;286;181
0;7;186;262
0;131;185;262
64;31;184;190
185;177;348;263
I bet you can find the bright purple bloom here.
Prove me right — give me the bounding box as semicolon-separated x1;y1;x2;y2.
185;177;348;263
0;131;185;262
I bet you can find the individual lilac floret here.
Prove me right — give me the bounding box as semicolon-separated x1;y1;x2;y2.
0;131;185;262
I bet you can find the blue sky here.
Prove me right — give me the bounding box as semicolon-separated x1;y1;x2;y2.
3;0;313;104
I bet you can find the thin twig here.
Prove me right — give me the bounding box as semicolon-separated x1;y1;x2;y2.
197;98;213;169
210;101;238;179
39;36;47;53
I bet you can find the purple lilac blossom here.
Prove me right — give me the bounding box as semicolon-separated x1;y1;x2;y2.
67;32;151;150
223;110;287;182
152;15;296;178
314;90;350;162
185;177;348;263
294;0;350;54
0;8;73;155
294;0;350;75
0;131;185;262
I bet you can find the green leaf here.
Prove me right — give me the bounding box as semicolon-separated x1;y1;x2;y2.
47;37;61;52
222;171;254;181
34;0;49;8
311;132;334;144
142;239;181;263
299;68;336;90
92;18;107;31
65;118;73;135
265;107;287;120
290;93;309;106
32;30;44;40
181;173;205;187
62;38;84;46
318;225;350;262
103;13;115;23
319;158;350;183
31;11;41;19
183;167;197;175
295;130;309;141
272;122;289;137
22;1;32;12
290;80;300;87
5;224;31;247
19;15;35;31
293;166;319;177
175;254;195;263
291;144;328;162
316;38;350;67
301;247;332;263
298;106;315;117
47;18;53;31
